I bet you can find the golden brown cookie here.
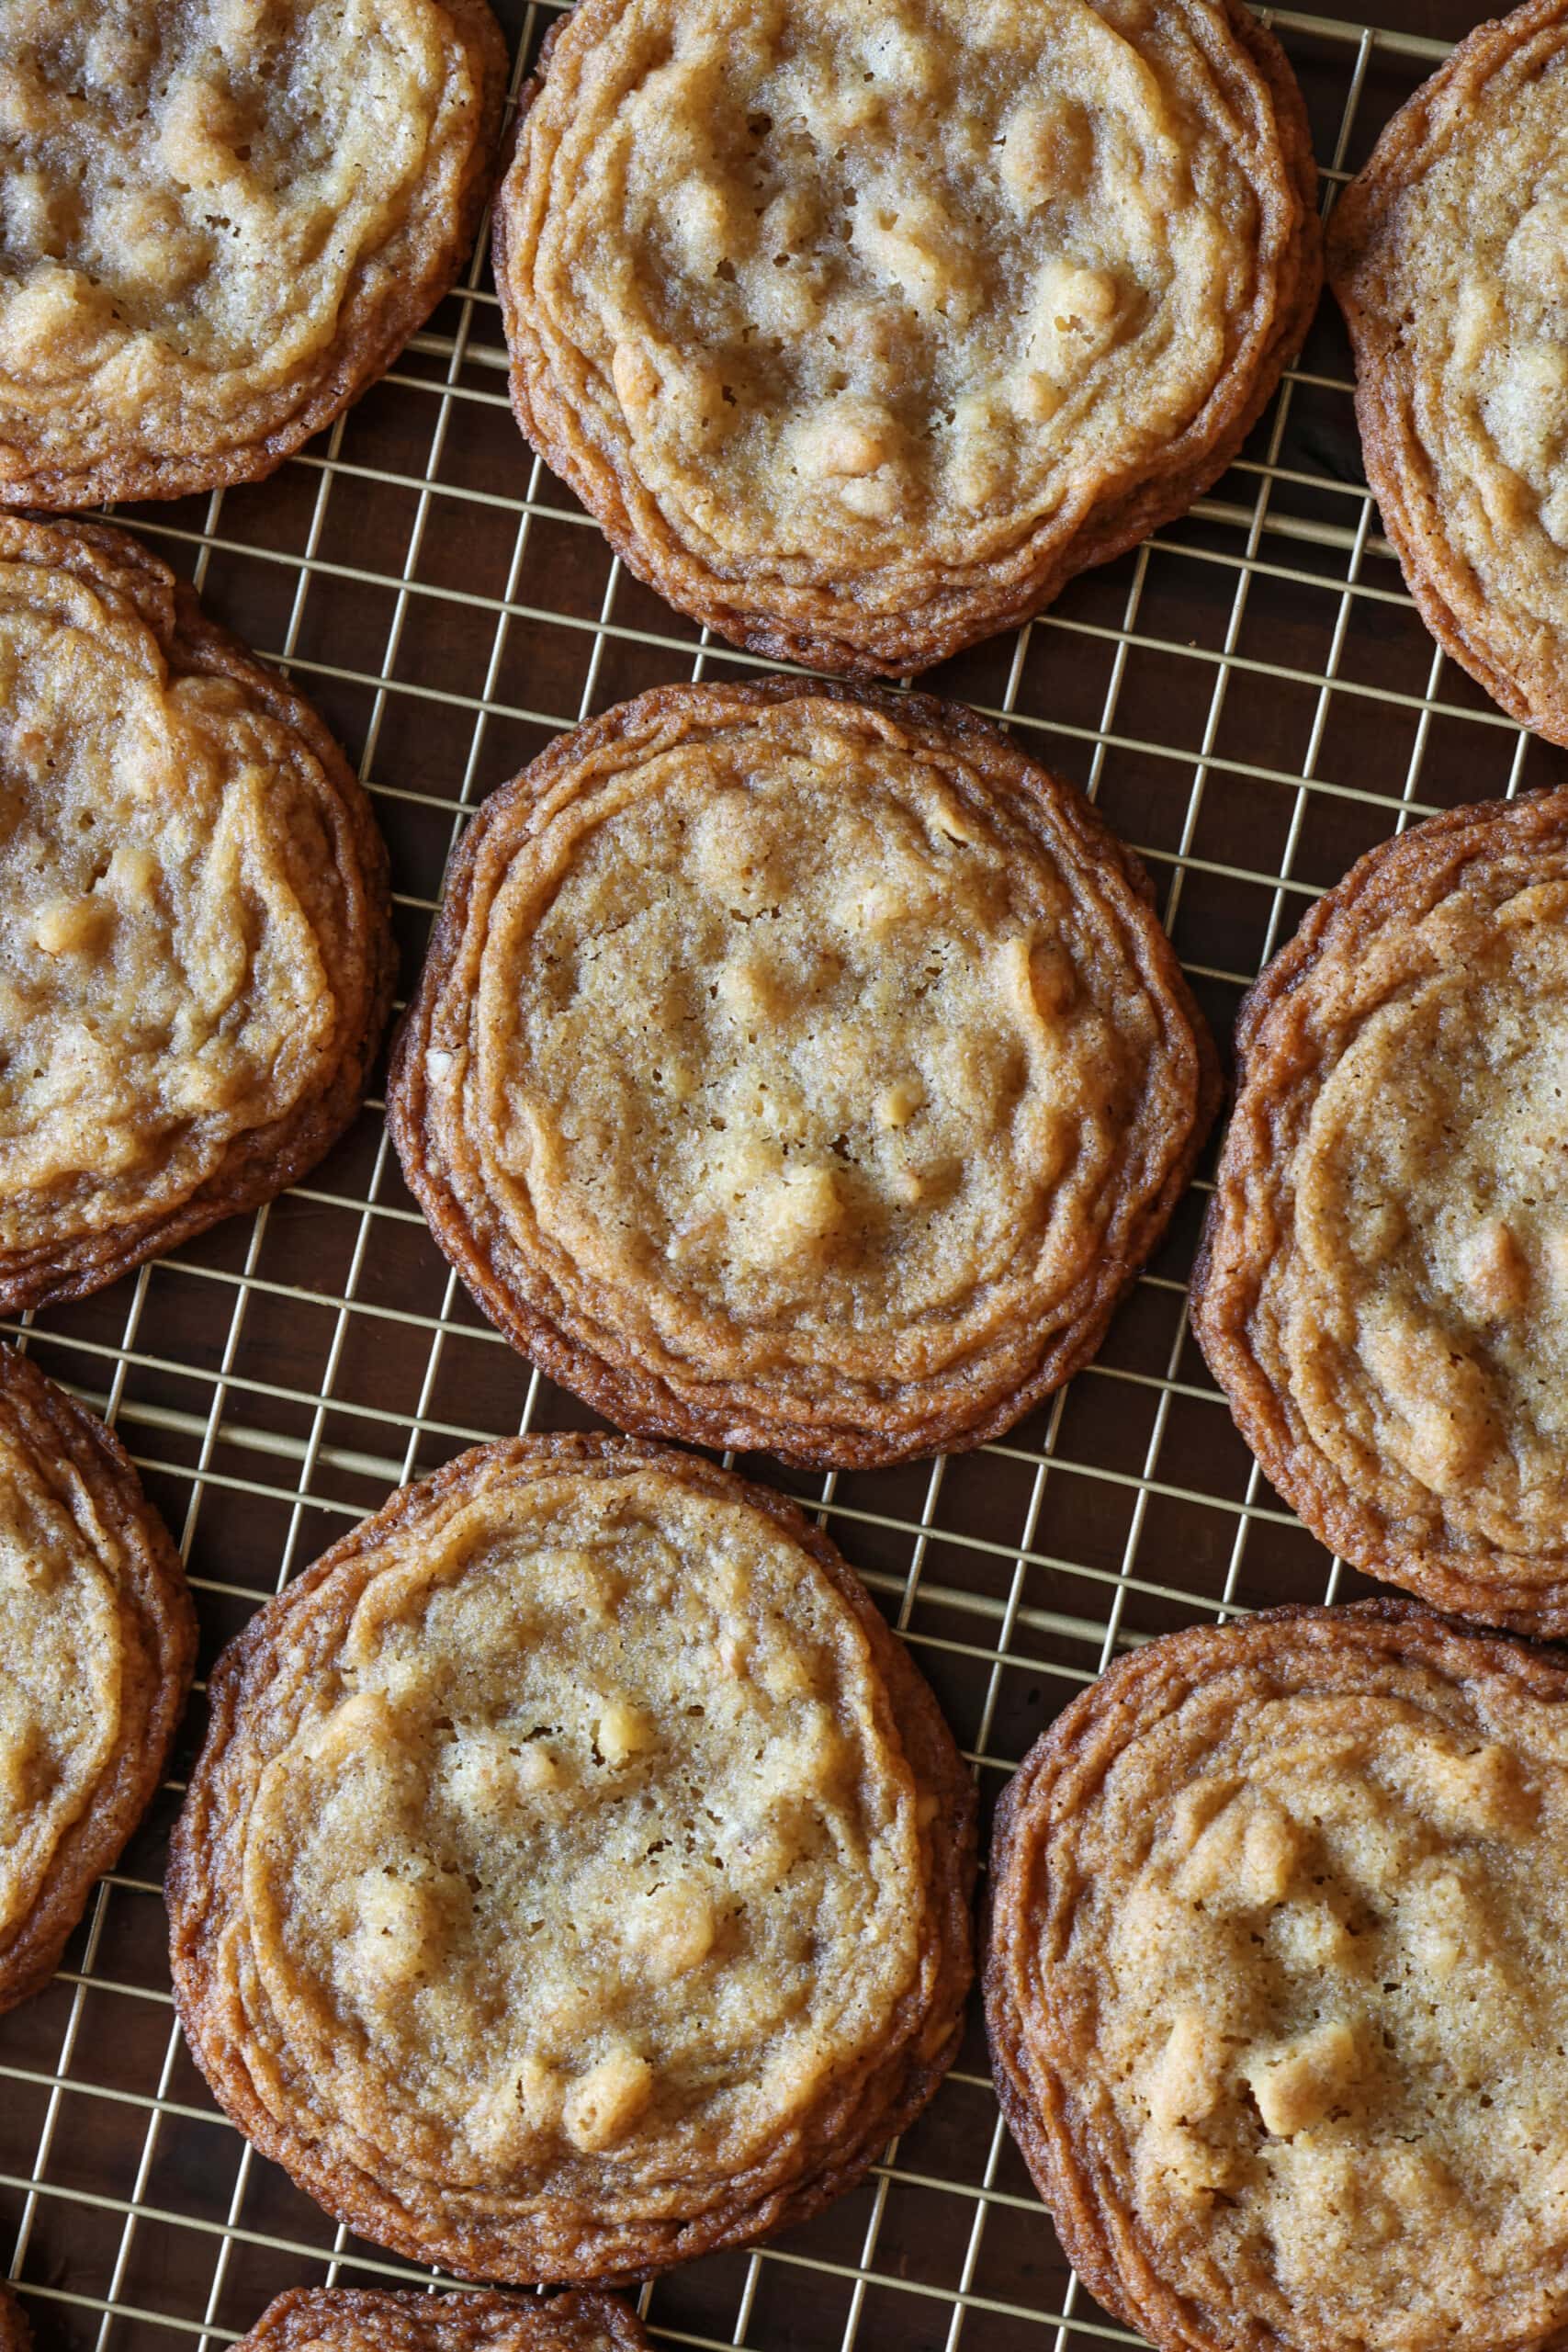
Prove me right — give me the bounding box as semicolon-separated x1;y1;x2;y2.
495;0;1320;677
0;1;508;507
0;1343;195;2015
0;2282;30;2352
236;2288;650;2352
0;514;396;1315
1330;1;1568;743
168;1433;976;2283
389;680;1218;1467
1192;789;1568;1637
987;1600;1568;2352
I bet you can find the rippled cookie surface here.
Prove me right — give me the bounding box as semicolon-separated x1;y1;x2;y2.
0;1344;193;2013
0;515;393;1311
1194;787;1568;1635
1332;1;1568;741
498;0;1318;673
170;1437;974;2281
988;1603;1568;2352
390;682;1217;1465
236;2287;651;2352
0;0;506;503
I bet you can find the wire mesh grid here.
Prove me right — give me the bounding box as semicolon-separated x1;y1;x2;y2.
0;5;1545;2348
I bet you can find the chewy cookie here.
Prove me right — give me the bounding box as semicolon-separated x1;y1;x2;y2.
389;681;1218;1466
1330;1;1568;742
496;0;1320;675
1192;790;1568;1637
987;1600;1568;2352
0;514;395;1314
169;1434;975;2282
0;1343;195;2014
237;2290;649;2352
0;2;507;507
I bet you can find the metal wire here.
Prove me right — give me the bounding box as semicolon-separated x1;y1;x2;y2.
0;7;1512;2348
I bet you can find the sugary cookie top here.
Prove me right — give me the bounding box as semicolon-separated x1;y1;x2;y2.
990;1609;1568;2352
231;1464;927;2187
0;0;501;497
501;0;1311;662
0;518;374;1258
1194;791;1568;1629
1330;5;1568;734
401;684;1213;1458
0;1417;128;1946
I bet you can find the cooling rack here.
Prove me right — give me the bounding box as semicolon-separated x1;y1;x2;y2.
0;6;1543;2349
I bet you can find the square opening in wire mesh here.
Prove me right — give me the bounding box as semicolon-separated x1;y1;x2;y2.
0;6;1533;2352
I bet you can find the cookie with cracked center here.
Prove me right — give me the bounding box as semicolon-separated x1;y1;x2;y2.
169;1434;976;2283
0;1343;195;2016
987;1600;1568;2352
1192;789;1568;1638
235;2289;650;2352
0;514;395;1314
0;0;507;506
1330;0;1568;744
389;681;1218;1467
495;0;1320;676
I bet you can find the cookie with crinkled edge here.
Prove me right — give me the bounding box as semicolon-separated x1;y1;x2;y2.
1329;0;1568;743
0;0;508;508
495;0;1320;678
0;1342;195;2013
168;1432;976;2283
388;678;1219;1468
1192;787;1568;1637
987;1599;1568;2352
236;2288;651;2352
0;2282;31;2352
0;513;395;1315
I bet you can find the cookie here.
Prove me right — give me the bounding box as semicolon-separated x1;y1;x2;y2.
168;1433;976;2283
1329;0;1568;743
389;680;1218;1467
0;1;508;507
1192;789;1568;1637
0;2284;30;2352
237;2289;650;2352
0;514;395;1315
495;0;1320;676
0;1343;195;2015
987;1600;1568;2352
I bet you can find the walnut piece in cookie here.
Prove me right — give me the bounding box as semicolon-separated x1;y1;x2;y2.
169;1433;976;2283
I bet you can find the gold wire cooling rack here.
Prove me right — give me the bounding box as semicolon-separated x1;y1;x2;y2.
0;6;1547;2349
